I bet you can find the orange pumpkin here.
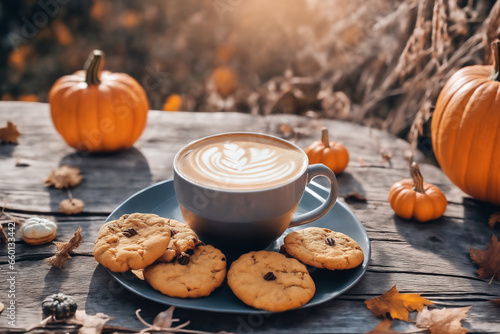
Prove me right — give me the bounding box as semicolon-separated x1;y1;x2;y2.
305;128;349;174
49;50;149;152
431;40;500;205
388;162;447;222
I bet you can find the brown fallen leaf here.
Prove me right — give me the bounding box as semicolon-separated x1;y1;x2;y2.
365;285;433;321
488;212;500;229
470;235;500;284
365;319;400;334
344;192;368;204
59;198;85;215
136;306;230;333
153;306;175;328
45;165;83;189
415;306;471;334
488;298;500;305
380;150;392;163
0;121;20;144
46;226;82;268
73;310;112;334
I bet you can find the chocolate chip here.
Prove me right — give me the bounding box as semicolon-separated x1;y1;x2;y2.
122;228;138;238
325;237;335;246
221;257;226;261
170;228;177;236
263;271;276;281
177;255;189;265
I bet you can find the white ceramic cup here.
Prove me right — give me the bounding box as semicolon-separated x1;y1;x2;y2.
173;132;337;253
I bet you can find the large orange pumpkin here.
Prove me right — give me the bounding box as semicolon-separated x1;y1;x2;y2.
49;50;149;152
431;40;500;205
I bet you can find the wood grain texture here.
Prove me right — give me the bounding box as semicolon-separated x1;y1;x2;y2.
0;102;499;333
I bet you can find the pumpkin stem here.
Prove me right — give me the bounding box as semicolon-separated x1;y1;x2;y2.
85;50;104;85
321;128;330;148
410;162;426;193
490;40;500;82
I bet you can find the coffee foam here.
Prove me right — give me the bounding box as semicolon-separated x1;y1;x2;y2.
175;134;307;190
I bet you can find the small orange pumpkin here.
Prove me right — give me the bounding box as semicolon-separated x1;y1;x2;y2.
49;50;149;152
388;162;447;222
305;128;349;174
431;40;500;205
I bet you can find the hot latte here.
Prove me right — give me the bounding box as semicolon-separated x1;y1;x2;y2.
174;133;307;190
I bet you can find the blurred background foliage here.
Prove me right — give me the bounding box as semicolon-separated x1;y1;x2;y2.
1;0;499;145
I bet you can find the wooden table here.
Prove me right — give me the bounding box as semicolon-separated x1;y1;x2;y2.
1;102;499;333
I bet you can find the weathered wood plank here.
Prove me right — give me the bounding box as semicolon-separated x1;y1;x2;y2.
1;102;499;333
0;208;499;331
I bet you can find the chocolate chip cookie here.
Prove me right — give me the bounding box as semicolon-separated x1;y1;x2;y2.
227;251;315;312
157;219;200;263
283;227;364;270
93;213;171;272
144;245;226;298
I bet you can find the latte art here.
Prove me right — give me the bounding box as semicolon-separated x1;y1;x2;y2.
175;134;307;190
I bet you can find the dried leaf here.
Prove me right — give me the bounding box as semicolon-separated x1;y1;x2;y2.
380;150;392;163
153;306;175;328
46;226;82;269
59;198;85;215
344;192;368;203
0;121;20;144
488;298;500;305
488;212;500;229
365;285;433;321
45;165;82;189
415;306;471;334
365;319;400;334
73;310;111;334
0;302;4;313
135;307;229;334
470;235;500;284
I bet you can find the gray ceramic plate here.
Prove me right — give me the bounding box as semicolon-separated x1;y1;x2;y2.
107;179;371;313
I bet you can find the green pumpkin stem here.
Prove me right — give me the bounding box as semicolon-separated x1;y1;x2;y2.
85;50;104;85
321;128;330;148
410;162;426;193
490;40;500;82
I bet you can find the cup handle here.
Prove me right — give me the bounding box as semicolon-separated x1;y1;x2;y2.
289;163;338;227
